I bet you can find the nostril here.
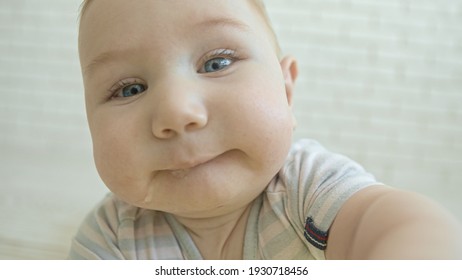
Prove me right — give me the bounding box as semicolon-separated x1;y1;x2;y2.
185;121;203;131
159;128;175;139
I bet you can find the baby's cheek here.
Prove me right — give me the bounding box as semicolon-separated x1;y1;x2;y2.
93;138;134;188
93;143;122;189
94;146;151;205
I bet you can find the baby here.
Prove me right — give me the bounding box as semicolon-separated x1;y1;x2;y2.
70;0;462;259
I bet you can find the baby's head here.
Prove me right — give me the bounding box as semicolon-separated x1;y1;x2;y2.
79;0;298;219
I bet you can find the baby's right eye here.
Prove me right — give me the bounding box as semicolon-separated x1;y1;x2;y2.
111;80;147;99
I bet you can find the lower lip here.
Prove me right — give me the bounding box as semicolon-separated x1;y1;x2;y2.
167;150;235;179
168;154;219;179
170;169;190;179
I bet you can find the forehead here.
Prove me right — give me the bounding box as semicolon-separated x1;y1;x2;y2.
80;0;268;21
78;0;272;63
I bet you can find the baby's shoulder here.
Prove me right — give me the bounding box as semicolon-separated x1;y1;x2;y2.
266;138;377;199
281;138;369;181
91;193;147;226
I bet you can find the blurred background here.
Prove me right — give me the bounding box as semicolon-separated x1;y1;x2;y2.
1;0;461;259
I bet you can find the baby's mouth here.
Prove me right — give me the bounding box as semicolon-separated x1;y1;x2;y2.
167;155;215;179
170;169;190;179
165;151;229;179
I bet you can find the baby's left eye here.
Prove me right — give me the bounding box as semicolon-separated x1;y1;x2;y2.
110;80;147;100
202;57;233;73
120;84;146;98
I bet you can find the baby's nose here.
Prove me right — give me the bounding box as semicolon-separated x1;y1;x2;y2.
151;94;208;139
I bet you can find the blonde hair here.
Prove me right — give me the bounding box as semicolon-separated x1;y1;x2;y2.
79;0;282;56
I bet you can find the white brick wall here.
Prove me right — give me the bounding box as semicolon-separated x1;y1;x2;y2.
266;0;462;217
0;0;107;259
0;0;460;259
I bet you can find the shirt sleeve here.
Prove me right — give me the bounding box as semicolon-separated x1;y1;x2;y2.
281;139;381;259
68;194;126;260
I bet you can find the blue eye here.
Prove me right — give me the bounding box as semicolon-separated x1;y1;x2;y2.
120;84;146;98
203;57;232;73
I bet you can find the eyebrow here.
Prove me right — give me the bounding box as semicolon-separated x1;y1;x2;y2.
83;50;128;77
83;17;252;76
194;16;252;33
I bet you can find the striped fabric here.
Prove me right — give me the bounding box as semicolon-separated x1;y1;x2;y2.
68;139;379;260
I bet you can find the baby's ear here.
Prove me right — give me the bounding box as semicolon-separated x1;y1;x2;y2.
280;55;298;106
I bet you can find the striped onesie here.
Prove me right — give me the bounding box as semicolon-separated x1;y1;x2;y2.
68;139;379;259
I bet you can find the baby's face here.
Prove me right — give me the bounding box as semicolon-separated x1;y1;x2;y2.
80;0;296;218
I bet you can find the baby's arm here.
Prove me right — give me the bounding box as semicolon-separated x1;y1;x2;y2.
326;186;462;259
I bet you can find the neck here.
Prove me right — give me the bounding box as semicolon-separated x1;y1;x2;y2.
174;204;252;260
